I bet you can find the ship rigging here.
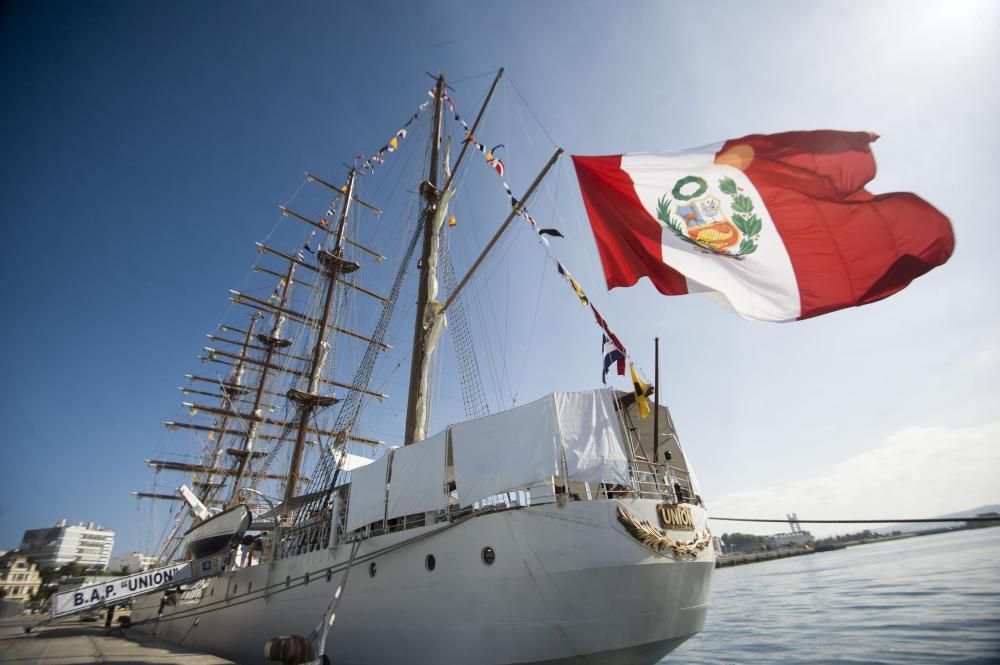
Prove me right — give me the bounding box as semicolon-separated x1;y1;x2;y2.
129;69;713;665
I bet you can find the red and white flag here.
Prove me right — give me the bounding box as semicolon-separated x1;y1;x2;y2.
572;131;954;321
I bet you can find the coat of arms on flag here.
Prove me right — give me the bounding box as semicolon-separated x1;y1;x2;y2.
658;176;760;257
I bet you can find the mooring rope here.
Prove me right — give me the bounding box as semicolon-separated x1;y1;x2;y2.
710;516;998;524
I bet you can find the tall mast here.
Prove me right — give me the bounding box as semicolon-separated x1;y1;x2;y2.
402;69;505;444
226;260;297;507
199;313;259;505
283;169;357;503
403;73;447;445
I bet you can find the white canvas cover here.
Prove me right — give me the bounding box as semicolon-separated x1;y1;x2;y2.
386;430;447;519
345;452;390;532
555;390;630;485
451;393;562;507
450;389;631;506
334;450;376;472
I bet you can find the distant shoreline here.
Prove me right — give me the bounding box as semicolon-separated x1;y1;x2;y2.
715;522;1000;568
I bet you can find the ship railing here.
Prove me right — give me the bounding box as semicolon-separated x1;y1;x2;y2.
336;470;702;544
269;512;332;561
626;459;700;499
628;468;669;501
339;471;690;542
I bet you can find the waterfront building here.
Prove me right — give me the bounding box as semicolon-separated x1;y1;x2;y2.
109;551;157;573
965;512;1000;529
767;531;813;548
18;519;115;570
0;553;42;603
767;512;814;548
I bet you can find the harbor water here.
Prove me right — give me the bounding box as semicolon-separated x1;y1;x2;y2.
671;527;1000;664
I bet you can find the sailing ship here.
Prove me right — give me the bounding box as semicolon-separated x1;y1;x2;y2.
129;70;715;665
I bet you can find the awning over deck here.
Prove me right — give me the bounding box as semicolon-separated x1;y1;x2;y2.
344;389;631;531
451;389;629;506
386;430;448;519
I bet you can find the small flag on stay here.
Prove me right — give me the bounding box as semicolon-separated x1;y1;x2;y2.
630;363;653;419
602;334;625;384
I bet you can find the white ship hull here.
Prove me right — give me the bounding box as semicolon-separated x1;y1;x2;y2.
132;498;713;665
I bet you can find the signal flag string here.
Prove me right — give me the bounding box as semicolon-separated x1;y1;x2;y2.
445;92;653;391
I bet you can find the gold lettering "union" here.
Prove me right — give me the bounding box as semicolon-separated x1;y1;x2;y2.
657;503;695;530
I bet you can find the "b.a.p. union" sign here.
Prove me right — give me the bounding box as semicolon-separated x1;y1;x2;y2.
51;562;194;619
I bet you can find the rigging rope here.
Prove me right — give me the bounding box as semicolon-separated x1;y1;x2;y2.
445;85;648;389
439;222;490;419
710;517;1000;524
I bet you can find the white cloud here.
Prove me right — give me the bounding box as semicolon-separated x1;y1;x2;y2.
708;422;1000;537
975;347;999;369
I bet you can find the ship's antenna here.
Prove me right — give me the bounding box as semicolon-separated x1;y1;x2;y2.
654;336;660;466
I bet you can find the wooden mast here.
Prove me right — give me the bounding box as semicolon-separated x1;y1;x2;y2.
226;259;297;507
403;73;446;446
402;68;505;445
199;313;259;504
283;168;357;504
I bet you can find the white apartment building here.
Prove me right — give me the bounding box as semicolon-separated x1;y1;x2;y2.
19;519;115;570
109;551;157;573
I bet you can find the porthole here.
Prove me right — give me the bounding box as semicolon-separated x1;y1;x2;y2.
481;546;495;565
369;562;377;578
425;554;436;571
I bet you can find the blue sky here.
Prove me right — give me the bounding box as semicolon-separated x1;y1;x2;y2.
1;0;998;555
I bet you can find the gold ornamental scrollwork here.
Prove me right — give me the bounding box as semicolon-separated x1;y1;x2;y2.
616;505;711;558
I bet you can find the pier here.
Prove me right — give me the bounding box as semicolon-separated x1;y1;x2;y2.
0;616;234;664
715;545;816;568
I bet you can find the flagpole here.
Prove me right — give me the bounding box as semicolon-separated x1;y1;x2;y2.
653;337;660;468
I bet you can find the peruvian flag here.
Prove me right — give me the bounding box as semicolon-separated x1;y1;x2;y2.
572;131;954;321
